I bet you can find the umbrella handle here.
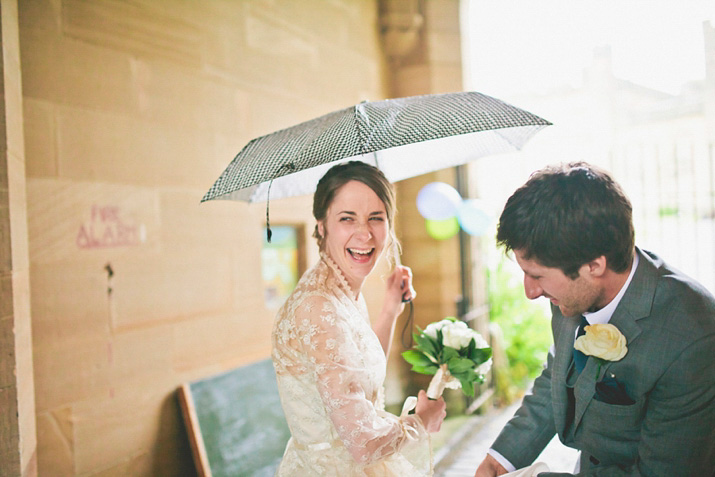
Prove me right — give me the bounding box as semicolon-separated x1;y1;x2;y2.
393;241;415;348
392;241;411;303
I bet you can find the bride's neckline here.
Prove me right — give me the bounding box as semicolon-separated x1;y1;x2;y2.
319;252;361;301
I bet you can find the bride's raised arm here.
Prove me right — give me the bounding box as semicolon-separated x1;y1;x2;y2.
373;265;416;356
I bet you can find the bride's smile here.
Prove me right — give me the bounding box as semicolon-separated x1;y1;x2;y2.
318;180;388;295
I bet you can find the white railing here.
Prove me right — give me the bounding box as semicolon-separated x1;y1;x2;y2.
607;141;715;294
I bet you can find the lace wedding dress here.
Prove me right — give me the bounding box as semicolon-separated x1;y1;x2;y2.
272;254;432;476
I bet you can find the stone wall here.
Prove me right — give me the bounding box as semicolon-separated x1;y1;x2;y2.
19;1;386;474
0;0;36;475
0;0;466;474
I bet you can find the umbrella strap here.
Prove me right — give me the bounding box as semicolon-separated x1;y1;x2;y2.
265;189;273;242
265;162;297;243
400;300;415;349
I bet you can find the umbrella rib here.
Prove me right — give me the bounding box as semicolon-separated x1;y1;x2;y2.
355;102;368;156
355;102;383;169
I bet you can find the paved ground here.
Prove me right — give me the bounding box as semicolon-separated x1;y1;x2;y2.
434;402;580;476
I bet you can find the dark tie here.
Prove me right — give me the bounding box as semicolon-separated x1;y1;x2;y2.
573;315;589;374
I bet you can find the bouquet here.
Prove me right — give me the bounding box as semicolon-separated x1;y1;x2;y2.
402;317;492;399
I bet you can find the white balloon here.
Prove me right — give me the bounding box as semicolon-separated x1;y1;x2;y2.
416;182;462;220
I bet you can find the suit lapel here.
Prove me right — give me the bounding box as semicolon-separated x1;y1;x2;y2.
572;313;641;429
552;312;579;438
571;248;656;430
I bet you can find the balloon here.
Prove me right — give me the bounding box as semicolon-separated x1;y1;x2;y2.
416;182;462;220
425;217;460;240
457;199;492;236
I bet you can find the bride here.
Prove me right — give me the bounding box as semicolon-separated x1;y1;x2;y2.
272;161;447;476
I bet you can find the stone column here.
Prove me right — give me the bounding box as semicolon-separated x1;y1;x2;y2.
0;0;37;475
378;0;477;408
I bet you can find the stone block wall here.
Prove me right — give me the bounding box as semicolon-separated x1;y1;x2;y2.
19;1;385;474
0;0;467;474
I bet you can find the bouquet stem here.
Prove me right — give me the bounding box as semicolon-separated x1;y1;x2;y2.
427;364;449;399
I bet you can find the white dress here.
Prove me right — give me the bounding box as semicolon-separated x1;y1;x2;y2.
272;254;432;476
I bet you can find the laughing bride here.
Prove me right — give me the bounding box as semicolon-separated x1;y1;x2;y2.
271;161;446;476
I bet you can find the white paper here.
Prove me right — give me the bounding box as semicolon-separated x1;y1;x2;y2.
502;462;550;477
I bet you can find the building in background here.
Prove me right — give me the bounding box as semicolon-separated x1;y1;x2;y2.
468;22;715;294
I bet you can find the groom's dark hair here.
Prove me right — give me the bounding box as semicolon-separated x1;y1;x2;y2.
496;162;635;279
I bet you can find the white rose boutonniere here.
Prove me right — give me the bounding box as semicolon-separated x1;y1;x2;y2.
574;323;627;376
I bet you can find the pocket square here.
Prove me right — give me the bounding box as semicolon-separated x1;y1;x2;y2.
595;374;634;405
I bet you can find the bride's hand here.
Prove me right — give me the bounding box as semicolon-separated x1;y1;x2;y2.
383;265;416;317
415;390;446;433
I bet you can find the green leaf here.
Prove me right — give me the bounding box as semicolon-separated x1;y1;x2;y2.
458;376;475;397
414;332;438;357
410;364;439;375
447;356;476;374
449;370;470;380
402;350;434;367
441;346;459;363
467;337;476;357
469;347;492;362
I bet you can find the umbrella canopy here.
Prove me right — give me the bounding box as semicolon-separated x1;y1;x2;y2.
202;91;551;203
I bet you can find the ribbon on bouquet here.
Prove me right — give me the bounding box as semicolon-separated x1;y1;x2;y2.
426;363;460;399
400;395;418;418
401;363;461;415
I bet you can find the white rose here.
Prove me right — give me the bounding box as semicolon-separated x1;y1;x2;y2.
574;323;627;361
424;319;454;339
475;357;493;376
471;330;489;349
442;323;474;349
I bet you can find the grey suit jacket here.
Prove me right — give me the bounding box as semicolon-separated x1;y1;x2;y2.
491;248;715;476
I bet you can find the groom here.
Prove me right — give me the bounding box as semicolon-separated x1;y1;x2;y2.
474;162;715;476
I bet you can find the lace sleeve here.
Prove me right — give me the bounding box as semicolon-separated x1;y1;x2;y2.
296;294;426;465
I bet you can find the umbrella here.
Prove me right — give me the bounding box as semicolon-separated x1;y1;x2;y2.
203;91;550;347
201;91;551;205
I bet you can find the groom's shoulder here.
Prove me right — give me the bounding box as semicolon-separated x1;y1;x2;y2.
638;249;715;337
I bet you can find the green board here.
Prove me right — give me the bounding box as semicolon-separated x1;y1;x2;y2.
180;359;290;477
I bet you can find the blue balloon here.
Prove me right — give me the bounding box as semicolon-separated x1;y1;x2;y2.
416;182;462;220
457;200;492;236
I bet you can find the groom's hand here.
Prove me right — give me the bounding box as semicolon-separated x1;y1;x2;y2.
474;453;508;477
